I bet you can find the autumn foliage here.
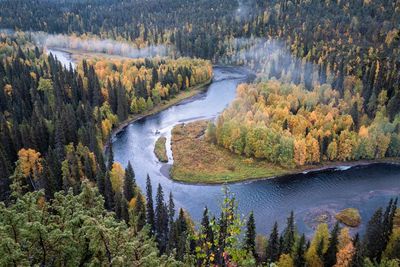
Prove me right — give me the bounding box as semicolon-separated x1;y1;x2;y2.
210;80;400;167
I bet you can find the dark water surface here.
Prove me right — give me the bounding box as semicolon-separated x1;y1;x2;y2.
47;49;400;235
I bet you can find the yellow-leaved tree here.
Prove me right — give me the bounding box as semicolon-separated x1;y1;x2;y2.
110;162;125;192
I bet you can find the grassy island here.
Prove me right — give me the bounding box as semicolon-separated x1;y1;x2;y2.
154;137;168;163
170;121;400;184
170;121;290;183
335;208;362;227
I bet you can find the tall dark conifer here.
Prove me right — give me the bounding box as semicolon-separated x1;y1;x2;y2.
245;211;257;260
134;191;146;232
352;233;363;267
168;191;175;227
266;222;280;263
107;142;114;171
324;222;340;267
123;162;135;201
363;208;384;262
155;183;169;254
294;234;306;267
104;171;114;210
146;174;155;235
282;211;296;254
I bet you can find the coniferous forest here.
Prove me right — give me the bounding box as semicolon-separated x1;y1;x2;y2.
0;0;399;266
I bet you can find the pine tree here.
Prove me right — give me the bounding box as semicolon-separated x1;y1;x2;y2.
146;174;155;235
324;222;340;267
123;161;135;201
245;211;257;260
266;222;280;263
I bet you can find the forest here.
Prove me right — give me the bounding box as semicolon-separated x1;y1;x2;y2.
0;0;399;266
209;79;400;167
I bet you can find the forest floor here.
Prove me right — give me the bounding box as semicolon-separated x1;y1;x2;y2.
170;121;400;184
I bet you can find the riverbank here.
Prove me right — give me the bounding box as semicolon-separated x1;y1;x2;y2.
105;78;212;150
170;121;400;184
154;137;168;163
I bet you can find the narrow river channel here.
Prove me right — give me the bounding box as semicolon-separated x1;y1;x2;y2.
49;48;400;235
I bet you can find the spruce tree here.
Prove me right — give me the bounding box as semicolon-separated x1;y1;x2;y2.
294;234;306;267
123;161;135;201
198;207;214;266
282;211;296;254
146;174;155;235
324;222;340;267
134;191;146;232
382;198;397;252
155;183;169;254
96;170;105;197
121;197;129;223
363;208;384;262
104;171;114;210
245;211;257;260
266;222;280;263
0;146;12;201
316;238;325;260
351;233;363;267
107;142;114;171
175;208;188;260
168;191;175;227
114;192;122;219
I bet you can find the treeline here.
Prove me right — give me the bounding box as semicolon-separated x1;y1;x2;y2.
1;0;399;122
208;80;400;167
83;57;212;124
1;174;399;266
0;36;211;201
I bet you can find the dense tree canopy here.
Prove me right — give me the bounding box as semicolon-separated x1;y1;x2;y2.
210;79;400;167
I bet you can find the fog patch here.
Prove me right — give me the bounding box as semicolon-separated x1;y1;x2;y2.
219;37;325;90
32;32;173;58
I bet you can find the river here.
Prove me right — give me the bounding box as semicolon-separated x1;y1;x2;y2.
48;48;400;235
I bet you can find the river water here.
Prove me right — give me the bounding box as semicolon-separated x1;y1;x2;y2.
48;48;400;235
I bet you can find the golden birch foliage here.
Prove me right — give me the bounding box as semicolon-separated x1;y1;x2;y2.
110;162;125;193
277;254;294;267
294;139;307;166
306;135;320;163
338;228;352;249
375;133;391;158
306;224;330;267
